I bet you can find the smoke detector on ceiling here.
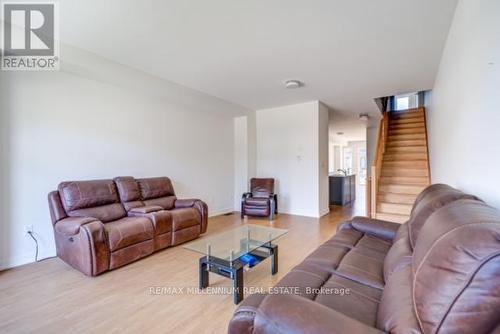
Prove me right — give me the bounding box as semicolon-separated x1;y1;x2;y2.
284;80;303;89
359;113;369;122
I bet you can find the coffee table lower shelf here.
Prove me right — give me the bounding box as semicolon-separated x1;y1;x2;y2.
198;243;278;304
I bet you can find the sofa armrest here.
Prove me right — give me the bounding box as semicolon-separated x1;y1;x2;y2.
53;217;109;276
229;294;385;334
340;216;401;241
54;216;99;236
174;199;198;208
129;205;163;214
175;198;209;234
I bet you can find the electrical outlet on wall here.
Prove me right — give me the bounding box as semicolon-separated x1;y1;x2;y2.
24;225;34;235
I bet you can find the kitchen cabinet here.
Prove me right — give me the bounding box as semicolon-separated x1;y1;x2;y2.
329;174;356;206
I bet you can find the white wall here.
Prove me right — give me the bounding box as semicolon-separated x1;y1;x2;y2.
427;0;500;208
256;101;328;218
318;103;330;216
233;115;257;210
345;140;367;186
366;124;380;176
0;46;253;269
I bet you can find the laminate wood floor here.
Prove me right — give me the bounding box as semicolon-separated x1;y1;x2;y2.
0;203;364;334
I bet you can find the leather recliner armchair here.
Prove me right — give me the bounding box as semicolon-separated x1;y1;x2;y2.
48;176;208;276
241;178;277;219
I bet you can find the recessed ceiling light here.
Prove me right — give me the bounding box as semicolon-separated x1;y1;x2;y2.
359;113;369;121
337;132;344;136
284;80;303;89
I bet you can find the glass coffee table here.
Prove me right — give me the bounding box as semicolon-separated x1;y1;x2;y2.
183;224;288;304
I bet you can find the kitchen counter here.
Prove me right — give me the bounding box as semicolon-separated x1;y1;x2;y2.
329;174;356;206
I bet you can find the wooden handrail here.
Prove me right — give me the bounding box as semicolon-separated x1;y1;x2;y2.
370;111;390;218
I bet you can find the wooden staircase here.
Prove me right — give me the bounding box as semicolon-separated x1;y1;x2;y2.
370;107;431;223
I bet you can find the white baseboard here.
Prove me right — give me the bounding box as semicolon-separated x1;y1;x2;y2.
208;207;234;217
0;248;56;271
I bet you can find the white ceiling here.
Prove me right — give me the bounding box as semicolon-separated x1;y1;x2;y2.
59;0;457;116
329;111;367;144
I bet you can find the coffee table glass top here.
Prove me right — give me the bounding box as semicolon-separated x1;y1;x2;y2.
183;224;288;261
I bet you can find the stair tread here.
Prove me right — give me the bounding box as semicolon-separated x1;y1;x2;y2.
380;176;429;185
389;122;425;129
375;212;409;224
377;202;413;215
379;184;427;195
378;192;418;205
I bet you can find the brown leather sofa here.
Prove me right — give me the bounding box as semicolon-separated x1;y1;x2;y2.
241;178;278;219
229;184;500;334
48;176;208;276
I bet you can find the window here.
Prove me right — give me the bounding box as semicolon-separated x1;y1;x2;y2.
394;92;419;111
396;96;409;110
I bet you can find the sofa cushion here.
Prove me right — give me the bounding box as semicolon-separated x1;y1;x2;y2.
67;203;126;223
412;199;500;334
171;208;200;231
377;263;420;333
276;243;382;327
59;180;127;222
335;248;385;289
325;228;363;248
137;177;175;199
144;196;177;210
104;217;154;251
407;183;480;248
355;234;392;254
383;223;412;281
59;180;120;211
245;197;269;206
128;210;172;235
114;176;141;202
250;178;274;197
325;228;391;289
316;274;382;327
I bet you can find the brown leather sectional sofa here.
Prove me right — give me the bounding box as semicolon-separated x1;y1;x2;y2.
229;184;500;334
48;176;208;276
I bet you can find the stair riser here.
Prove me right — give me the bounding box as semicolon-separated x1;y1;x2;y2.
388;134;427;141
386;140;427;147
379;185;426;195
389;128;426;136
385;146;427;153
391;111;424;120
389;122;425;130
381;168;429;177
383;153;428;161
383;161;428;168
377;203;412;215
390;117;424;125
